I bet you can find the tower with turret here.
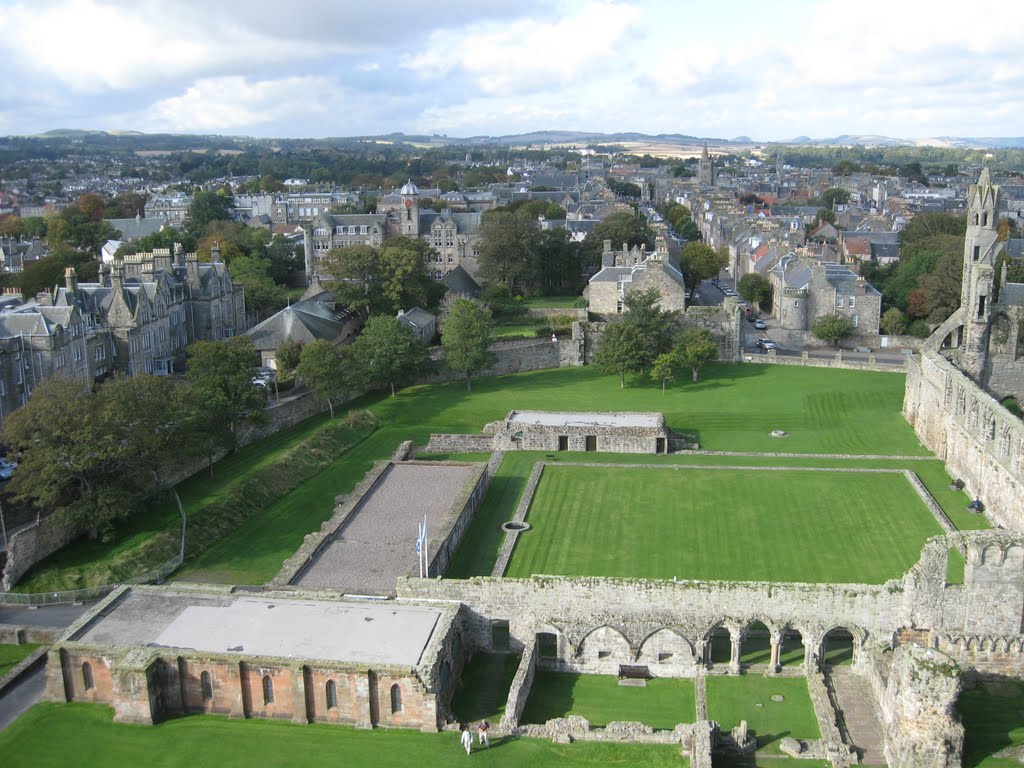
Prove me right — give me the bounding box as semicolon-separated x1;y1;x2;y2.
959;167;1002;379
398;180;421;237
698;143;715;187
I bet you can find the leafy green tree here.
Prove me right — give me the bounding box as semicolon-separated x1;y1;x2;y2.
275;338;304;376
595;320;647;388
188;190;234;232
228;255;287;320
812;314;856;348
680;242;728;298
442;299;495;391
581;211;655;271
136;227;197;254
676;327;719;382
650;350;682;393
738;273;773;312
296;339;346;418
266;234;302;283
915;249;963;323
3;375;190;537
820;188;851;208
345;315;430;396
880;307;908;336
46;194;118;252
321;237;434;317
105;191;147;219
17;250;98;299
594;287;679;387
186;336;266;439
477;209;539;294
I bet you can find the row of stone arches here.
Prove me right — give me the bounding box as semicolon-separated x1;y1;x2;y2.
535;620;865;674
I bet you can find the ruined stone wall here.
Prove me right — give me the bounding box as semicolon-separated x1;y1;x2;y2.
745;350;909;373
680;302;742;363
499;639;537;731
420;434;494;454
2;514;80;591
427;462;492;578
904;351;1024;530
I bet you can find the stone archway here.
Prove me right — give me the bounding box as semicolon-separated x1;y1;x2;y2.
637;628;696;669
741;620;772;668
706;625;732;668
778;627;806;670
820;627;858;668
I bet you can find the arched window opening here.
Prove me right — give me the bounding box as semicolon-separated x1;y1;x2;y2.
82;662;94;690
262;675;274;705
201;671;213;700
390;683;402;714
326;680;338;709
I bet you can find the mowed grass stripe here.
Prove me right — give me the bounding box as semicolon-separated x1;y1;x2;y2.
505;466;943;583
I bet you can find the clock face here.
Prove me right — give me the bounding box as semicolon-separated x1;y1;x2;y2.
405;199;413;208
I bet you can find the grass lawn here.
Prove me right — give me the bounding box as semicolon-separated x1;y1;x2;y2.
520;296;581;309
504;465;944;583
0;703;687;768
451;652;521;723
0;644;42;678
706;676;820;754
959;679;1024;767
521;671;696;730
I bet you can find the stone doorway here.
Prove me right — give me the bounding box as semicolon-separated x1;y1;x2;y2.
585;435;597;452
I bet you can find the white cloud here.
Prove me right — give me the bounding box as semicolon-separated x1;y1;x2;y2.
136;76;331;133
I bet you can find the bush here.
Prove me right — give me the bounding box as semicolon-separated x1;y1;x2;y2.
908;319;932;338
482;284;526;320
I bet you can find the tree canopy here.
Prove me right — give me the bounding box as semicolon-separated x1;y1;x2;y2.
593;287;679;387
676;327;719;382
812;314;856;347
320;237;436;317
186;336;266;439
441;299;495;391
680;242;728;297
344;315;431;396
188;190;235;232
296;339;346;418
738;273;773;311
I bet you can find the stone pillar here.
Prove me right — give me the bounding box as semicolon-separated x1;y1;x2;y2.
695;639;709;670
291;666;309;724
768;635;782;675
803;640;818;672
729;630;742;675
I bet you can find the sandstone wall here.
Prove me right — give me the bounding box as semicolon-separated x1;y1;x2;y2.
2;514;81;591
904;351;1024;530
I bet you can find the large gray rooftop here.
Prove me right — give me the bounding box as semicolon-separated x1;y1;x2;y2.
75;589;444;666
507;410;663;428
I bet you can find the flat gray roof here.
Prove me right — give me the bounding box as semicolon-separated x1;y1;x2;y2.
507;410;663;428
295;462;480;594
75;590;443;666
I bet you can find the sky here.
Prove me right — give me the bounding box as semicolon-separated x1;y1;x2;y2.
0;0;1019;141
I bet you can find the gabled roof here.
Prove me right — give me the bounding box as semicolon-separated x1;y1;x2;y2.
244;290;358;351
105;217;165;241
442;265;481;297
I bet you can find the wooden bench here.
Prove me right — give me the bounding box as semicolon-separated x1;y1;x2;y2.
618;664;650;681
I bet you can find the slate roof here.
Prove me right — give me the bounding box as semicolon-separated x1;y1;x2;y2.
442;265;481;298
871;242;901;260
106;217;165;241
0;303;77;338
245;291;358;352
1001;283;1024;307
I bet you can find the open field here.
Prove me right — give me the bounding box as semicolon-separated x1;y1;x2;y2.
15;364;971;590
959;679;1024;767
505;465;943;583
706;676;820;754
521;671;696;730
0;703;687;767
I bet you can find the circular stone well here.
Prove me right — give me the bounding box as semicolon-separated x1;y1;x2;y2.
502;521;532;533
770;430;789;438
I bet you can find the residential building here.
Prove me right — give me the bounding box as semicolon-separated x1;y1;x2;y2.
585;237;686;316
770;256;882;336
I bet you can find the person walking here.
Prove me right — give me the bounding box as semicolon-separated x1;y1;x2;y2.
460;724;473;756
477;720;490;748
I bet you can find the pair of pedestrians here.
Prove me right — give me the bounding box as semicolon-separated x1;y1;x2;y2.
459;721;489;755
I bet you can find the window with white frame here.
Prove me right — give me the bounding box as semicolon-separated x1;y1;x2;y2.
849;296;856;308
836;297;844;308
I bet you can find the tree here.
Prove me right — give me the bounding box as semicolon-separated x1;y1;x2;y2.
266;234;302;283
296;339;346;417
228;255;287;320
820;188;851;208
594;287;679;387
17;249;98;299
441;299;495;391
880;307;908;336
737;273;773;312
676;327;719;382
812;314;856;348
477;209;539;294
345;315;431;396
581;211;655;271
186;336;266;440
650;350;682;393
321;238;434;317
2;375;191;537
188;190;234;232
275;338;304;376
680;242;728;298
594;320;647;388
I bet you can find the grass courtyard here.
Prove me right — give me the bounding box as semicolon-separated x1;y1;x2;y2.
0;703;687;768
504;465;944;583
521;671;696;730
706;676;820;754
959;679;1024;767
0;643;42;678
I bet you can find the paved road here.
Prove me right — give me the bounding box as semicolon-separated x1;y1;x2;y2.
0;602;92;628
0;664;45;731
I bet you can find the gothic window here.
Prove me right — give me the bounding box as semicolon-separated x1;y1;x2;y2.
978;296;986;318
201;671;213;700
983;212;989;226
973;245;981;261
999;425;1012;457
390;684;402;714
262;675;274;705
326;680;337;709
82;662;94;690
974;213;980;225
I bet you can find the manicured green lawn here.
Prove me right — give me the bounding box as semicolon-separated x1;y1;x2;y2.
706;676;820;754
521;671;696;730
521;296;581;309
0;703;687;767
0;644;42;678
959;679;1024;767
504;465;944;583
451;653;521;723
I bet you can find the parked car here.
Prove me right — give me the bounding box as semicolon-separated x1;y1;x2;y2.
756;338;777;350
252;367;276;387
754;319;767;330
0;458;17;481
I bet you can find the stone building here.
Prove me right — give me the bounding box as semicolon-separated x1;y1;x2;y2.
245;289;361;369
394;182;483;281
698;143;715;187
144;195;191;224
309;212;387;266
48;585;465;731
770;255;882;336
585;236;686;316
486;410;671;453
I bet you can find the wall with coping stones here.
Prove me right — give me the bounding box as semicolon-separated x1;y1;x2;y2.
397;530;1024;674
427;458;497;579
2;514;80;591
904;350;1024;530
499;639;537;731
744;350;909;373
